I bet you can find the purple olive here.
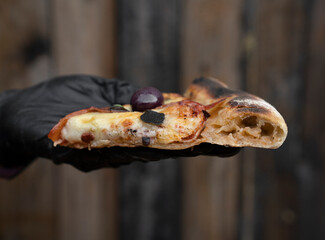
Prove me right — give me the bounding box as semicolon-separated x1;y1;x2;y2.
131;87;163;111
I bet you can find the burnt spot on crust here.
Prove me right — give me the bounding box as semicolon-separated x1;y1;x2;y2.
203;110;210;119
229;95;259;106
229;96;269;114
211;88;237;98
193;77;225;88
193;77;242;98
236;107;268;114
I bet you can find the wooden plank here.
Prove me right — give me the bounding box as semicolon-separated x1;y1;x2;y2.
117;0;180;92
0;0;51;89
242;0;324;239
51;0;118;239
180;0;242;239
117;1;182;239
0;1;56;239
301;0;325;239
52;0;117;77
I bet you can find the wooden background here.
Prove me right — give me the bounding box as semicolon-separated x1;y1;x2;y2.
0;0;324;239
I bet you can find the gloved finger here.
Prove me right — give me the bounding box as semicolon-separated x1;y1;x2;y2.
50;147;150;172
98;77;138;105
49;144;241;172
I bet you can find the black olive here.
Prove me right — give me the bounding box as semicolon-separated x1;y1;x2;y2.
142;137;150;146
130;87;163;111
140;110;165;125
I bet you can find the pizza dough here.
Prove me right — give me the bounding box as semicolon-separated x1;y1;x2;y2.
184;77;288;149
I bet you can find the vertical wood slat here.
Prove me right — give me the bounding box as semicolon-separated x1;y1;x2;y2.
180;0;241;239
117;1;181;239
301;0;325;239
0;1;55;239
0;0;51;89
51;0;118;240
253;0;306;238
118;0;180;92
243;0;325;239
52;0;117;77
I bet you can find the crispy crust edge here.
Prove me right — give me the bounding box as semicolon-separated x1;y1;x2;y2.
185;76;288;148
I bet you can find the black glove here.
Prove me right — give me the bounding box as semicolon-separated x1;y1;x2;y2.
0;75;240;178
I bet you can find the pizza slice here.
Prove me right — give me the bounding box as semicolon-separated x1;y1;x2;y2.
48;77;288;150
48;99;208;150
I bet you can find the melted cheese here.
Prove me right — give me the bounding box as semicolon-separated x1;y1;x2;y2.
61;103;205;148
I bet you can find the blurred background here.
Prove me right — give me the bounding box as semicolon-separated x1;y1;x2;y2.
0;0;324;239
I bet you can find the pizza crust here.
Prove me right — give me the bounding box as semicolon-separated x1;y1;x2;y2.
184;77;288;149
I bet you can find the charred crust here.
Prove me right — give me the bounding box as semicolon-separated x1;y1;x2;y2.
209;87;238;99
229;96;269;114
193;77;242;98
193;77;225;88
203;110;210;119
229;96;258;107
236;107;268;113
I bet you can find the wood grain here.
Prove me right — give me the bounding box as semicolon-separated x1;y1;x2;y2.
51;0;118;239
180;0;241;239
52;0;117;78
0;0;56;239
0;1;56;239
242;0;325;239
301;0;325;238
117;0;180;92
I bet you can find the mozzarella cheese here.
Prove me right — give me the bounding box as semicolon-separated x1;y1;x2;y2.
59;101;206;149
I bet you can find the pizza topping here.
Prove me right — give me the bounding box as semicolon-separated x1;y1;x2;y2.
110;105;129;112
131;87;163;111
142;137;151;146
81;132;95;143
140;110;165;125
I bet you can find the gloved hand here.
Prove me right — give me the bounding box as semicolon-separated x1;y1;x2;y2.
0;75;240;178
